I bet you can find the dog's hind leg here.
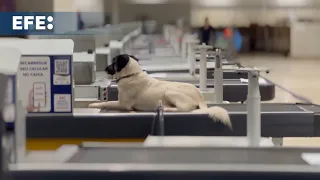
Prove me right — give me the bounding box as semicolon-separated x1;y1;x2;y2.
164;91;198;112
88;101;127;111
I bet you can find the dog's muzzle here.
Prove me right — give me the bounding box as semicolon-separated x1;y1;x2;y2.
105;64;116;75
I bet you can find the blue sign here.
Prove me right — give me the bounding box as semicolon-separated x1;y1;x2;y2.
0;12;54;35
0;12;86;35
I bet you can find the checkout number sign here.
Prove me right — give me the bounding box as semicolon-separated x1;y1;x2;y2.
18;55;73;114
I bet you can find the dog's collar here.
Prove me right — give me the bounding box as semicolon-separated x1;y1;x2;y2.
115;73;137;83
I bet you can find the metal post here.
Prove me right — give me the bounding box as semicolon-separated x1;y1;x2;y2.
122;41;126;54
125;36;129;54
232;67;268;147
0;74;8;180
0;114;4;180
214;48;223;104
108;41;114;66
195;43;211;91
127;35;132;54
187;42;196;75
108;41;121;79
166;26;170;42
173;33;179;54
148;34;153;54
14;100;26;163
0;98;4;180
157;100;165;146
157;100;164;136
199;43;207;91
120;41;124;55
176;35;180;54
181;35;187;60
247;71;261;147
111;0;119;25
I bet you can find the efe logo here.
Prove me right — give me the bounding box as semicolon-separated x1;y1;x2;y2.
12;16;54;30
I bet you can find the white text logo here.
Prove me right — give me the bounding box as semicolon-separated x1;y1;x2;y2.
12;16;54;31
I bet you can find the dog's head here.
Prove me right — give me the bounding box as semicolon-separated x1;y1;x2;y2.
105;54;141;78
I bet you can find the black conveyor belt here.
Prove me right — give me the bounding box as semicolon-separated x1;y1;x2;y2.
26;103;320;138
108;79;275;102
10;168;320;180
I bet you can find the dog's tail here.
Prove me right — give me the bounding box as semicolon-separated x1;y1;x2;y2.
192;91;232;129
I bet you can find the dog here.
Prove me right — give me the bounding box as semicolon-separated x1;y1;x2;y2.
89;54;232;129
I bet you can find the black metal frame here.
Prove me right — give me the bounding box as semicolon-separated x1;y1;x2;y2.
9;170;320;180
22;103;320;139
0;74;8;180
0;111;4;180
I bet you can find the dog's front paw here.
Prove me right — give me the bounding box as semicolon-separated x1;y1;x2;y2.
88;103;102;108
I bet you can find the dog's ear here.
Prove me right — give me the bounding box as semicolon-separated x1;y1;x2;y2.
112;54;130;72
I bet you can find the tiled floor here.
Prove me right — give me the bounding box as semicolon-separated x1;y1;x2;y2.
239;54;320;147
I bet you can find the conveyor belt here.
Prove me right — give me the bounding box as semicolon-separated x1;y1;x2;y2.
9;147;320;178
107;79;275;102
67;147;316;165
132;47;178;60
148;71;247;81
26;103;320;138
199;69;248;79
9;165;320;180
139;61;230;70
148;70;248;79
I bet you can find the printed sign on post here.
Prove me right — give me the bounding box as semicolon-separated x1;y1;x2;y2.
0;39;74;115
18;56;51;112
17;56;73;114
54;59;71;85
54;94;71;112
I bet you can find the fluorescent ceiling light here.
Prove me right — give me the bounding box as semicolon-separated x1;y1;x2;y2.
195;0;235;6
275;0;311;6
130;0;168;4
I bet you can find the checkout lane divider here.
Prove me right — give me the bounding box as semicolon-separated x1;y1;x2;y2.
236;63;313;104
260;75;313;104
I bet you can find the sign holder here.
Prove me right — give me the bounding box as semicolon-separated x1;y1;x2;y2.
0;39;74;116
0;47;21;178
0;73;9;180
0;39;74;163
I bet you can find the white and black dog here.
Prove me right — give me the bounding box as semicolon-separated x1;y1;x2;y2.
89;54;232;128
